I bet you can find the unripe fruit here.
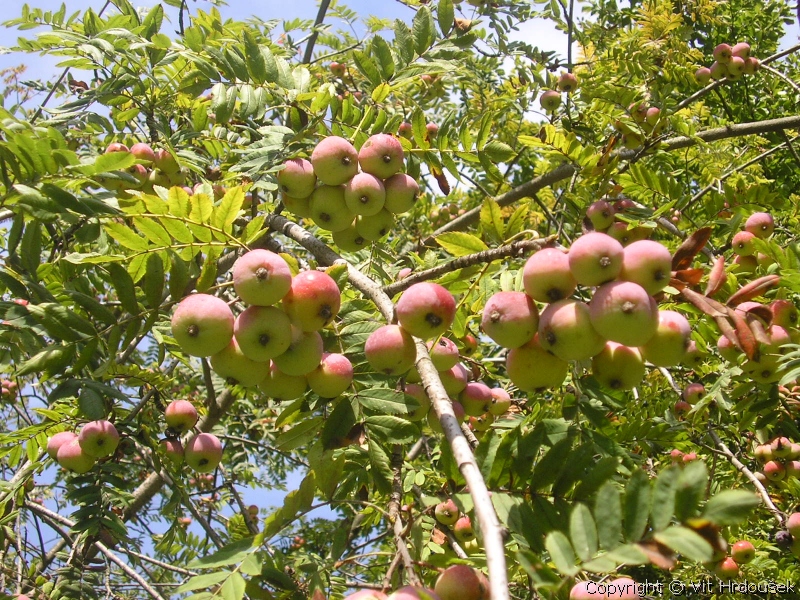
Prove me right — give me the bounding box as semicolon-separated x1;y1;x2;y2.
386;586;440;600
568;232;624;286
184;433;223;473
732;42;751;58
232;250;293;307
105;142;129;154
557;72;579;93
396;282;456;340
154;148;180;174
234;305;293;361
727;56;746;76
57;438;97;473
619;239;673;295
403;383;431;421
586;200;615;230
434;498;459;526
763;460;785;481
78;420;120;458
329;62;346;77
640;310;691;367
742;57;760;74
695;66;712;85
161;438;184;466
165;400;199;433
427;337;459;371
365;325;416;375
488;387;512;415
481;291;539;349
398;122;413;139
522;247;577;302
310;184;355;232
272;328;324;376
569;581;602;599
744;212;774;238
713;43;733;63
171;294;235;357
258;362;308;402
355;209;394;241
459;381;493;416
709;61;727;80
453;515;475;542
344;172;386;216
282;270;341;332
47;431;78;460
539;90;562;112
332;224;369;252
589;281;658;347
506;335;569;390
358;133;404;179
130;142;155;164
427;401;465;435
282;193;313;217
307;352;353;398
717;334;741;361
731;540;755;564
383;173;420;214
731;231;756;256
771;436;793;458
770;299;798;328
787;512;800;537
434;565;486;600
425;122;439;139
344;591;387;600
277;158;317;198
539;299;606;361
609;578;638;599
310;136;359;185
592;342;645;390
439;363;469;396
210;338;269;387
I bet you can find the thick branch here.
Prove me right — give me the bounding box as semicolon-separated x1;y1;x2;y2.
432;115;800;237
302;0;332;64
415;341;509;600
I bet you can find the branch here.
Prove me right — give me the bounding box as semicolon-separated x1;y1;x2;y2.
302;0;333;64
389;446;421;586
707;430;783;525
415;341;509;600
431;115;800;238
384;237;553;297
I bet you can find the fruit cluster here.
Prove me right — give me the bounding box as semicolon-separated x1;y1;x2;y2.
674;382;705;416
539;72;579;113
0;378;17;401
433;499;481;552
46;420;120;474
482;232;690;392
708;540;756;579
585;198;650;245
277;134;420;251
752;436;800;483
171;249;353;401
695;42;760;84
341;564;489;600
730;211;775;272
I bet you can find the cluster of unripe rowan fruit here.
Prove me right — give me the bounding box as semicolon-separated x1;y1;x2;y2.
695;42;760;84
0;378;17;401
171;249;353;405
752;436;800;484
45;420;120;474
730;211;775;272
277;133;420;251
433;498;481;551
340;563;489;600
539;72;579;112
613;102;666;149
489;230;690;393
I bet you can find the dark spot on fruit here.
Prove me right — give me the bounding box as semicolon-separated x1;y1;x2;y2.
545;331;556;345
425;313;443;327
621;301;635;314
320;212;331;222
320;306;333;321
360;195;369;204
255;267;270;281
599;256;612;267
258;334;271;346
490;310;501;323
546;288;565;302
382;154;392;163
341;157;352;166
188;324;200;337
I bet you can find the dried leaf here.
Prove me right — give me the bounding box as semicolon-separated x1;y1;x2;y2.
704;256;727;298
433;167;451;196
714;316;741;350
674;268;704;286
745;315;771;348
672;227;712;271
728;308;757;360
680;287;727;318
727;275;780;307
637;540;676;570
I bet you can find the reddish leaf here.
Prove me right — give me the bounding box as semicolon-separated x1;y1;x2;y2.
727;275;780;307
672;227;712;271
745;315;771;349
704;256;727;298
432;167;451;196
680;287;727;318
728;308;757;360
675;268;704;285
714;316;741;350
638;540;677;570
733;303;773;324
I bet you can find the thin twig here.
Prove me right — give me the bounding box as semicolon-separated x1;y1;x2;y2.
302;0;333;64
389;446;421;586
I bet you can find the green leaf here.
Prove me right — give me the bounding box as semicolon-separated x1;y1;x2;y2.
651;466;679;531
438;0;454;36
595;482;622;550
367;438;392;493
365;415;418;444
674;461;707;522
623;470;650;542
480;198;504;241
243;30;267;83
78;387;107;420
352;50;382;87
435;232;488;257
196;246;221;293
393;20;414;66
570;503;598;562
133;217;172;247
107;263;139;314
701;490;760;526
371;36;395;79
544;531;579;576
143;253;165;309
482;140;516;163
653;526;713;562
187;537;255;569
213;187;243;233
412;6;435;55
176;571;230;593
275;417;323;451
357;388;413;415
105;222;148;251
220;572;246;600
94;151;135;174
16;346;73;377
